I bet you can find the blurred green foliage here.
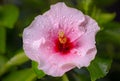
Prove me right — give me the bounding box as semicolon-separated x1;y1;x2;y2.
0;27;6;54
2;68;37;81
0;0;120;81
0;4;19;28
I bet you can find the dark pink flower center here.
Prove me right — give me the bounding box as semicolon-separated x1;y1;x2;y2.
54;31;74;54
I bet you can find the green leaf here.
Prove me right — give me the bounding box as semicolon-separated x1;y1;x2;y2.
0;27;6;54
73;68;91;81
32;61;45;79
97;13;116;24
87;57;112;81
0;51;29;76
0;4;19;28
62;74;69;81
81;0;92;14
2;68;37;81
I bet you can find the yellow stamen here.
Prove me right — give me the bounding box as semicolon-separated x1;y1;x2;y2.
58;31;67;44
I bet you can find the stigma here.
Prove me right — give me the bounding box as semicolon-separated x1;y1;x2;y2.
58;31;67;44
54;31;74;54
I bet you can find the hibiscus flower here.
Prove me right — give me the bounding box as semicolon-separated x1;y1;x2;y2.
23;2;100;77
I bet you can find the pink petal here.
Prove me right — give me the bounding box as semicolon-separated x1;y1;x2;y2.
44;2;86;42
77;15;100;56
23;15;53;61
72;15;100;67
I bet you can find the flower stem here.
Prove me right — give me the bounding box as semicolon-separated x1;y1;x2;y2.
0;51;29;76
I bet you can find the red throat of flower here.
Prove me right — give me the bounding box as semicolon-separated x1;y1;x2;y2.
54;31;74;55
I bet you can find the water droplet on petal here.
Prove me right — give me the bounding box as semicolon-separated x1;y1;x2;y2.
77;51;81;56
71;29;75;32
62;16;65;19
